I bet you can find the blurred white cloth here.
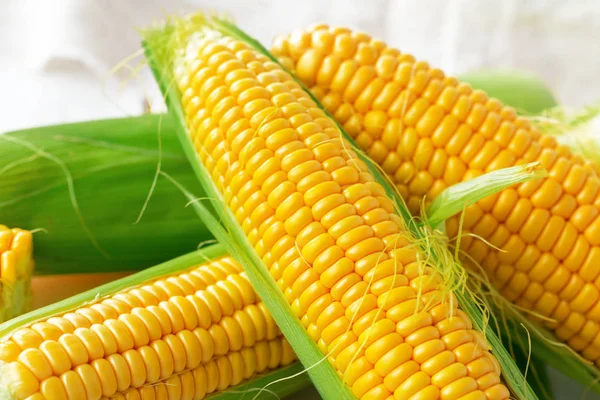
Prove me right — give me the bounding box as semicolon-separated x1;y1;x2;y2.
2;0;600;133
1;1;600;397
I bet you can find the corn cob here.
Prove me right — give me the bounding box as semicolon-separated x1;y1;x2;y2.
145;21;511;400
0;226;33;322
271;24;600;365
0;253;297;399
0;115;212;274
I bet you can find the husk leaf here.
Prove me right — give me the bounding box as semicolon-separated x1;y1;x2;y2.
426;162;547;229
0;116;212;274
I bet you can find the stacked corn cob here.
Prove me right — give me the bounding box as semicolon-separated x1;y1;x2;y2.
0;226;33;323
271;24;600;365
0;255;296;399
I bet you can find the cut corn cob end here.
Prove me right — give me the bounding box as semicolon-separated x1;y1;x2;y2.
148;16;511;399
0;226;34;323
272;24;600;368
0;255;296;400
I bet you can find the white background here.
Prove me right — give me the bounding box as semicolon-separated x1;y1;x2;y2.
2;0;600;398
2;0;600;133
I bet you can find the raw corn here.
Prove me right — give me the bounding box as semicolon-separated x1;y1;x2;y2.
0;115;212;275
271;24;600;365
0;226;33;322
0;255;296;399
159;23;510;400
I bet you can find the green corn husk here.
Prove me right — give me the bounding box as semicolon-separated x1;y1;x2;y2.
142;14;540;400
0;244;312;399
0;115;211;274
426;162;547;229
460;69;558;115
